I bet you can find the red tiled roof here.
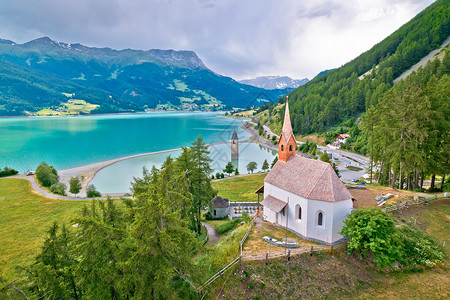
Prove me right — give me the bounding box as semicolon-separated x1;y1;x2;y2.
261;195;287;213
265;155;352;202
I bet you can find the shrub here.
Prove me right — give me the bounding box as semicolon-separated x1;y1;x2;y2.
398;225;444;267
340;208;401;267
204;211;213;220
0;166;18;177
216;172;221;179
49;183;67;196
220;173;225;179
36;162;58;187
341;208;444;268
87;184;101;197
214;217;247;234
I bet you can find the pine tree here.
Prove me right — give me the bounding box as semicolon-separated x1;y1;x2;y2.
262;159;269;172
188;136;216;234
223;162;235;176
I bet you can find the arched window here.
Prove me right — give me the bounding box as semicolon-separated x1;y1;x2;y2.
318;212;323;226
281;145;284;151
295;204;302;220
289;145;292;151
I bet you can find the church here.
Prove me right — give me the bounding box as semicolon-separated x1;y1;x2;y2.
262;98;353;244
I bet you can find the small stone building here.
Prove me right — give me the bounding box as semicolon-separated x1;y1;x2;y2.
209;196;230;218
209;196;261;219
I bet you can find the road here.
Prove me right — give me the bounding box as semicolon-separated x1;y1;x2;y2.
318;147;370;183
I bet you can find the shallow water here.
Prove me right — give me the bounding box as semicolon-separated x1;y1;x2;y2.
91;142;277;193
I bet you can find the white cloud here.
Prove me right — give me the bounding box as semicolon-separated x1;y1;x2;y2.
0;0;436;80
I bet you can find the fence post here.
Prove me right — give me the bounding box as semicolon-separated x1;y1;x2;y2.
310;246;313;256
287;250;291;263
330;245;333;255
266;253;269;265
240;255;243;267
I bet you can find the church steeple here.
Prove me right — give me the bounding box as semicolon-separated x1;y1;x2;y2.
278;96;296;162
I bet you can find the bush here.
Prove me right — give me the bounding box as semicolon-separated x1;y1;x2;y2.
215;219;240;234
398;225;444;267
340;208;401;267
87;184;101;197
36;162;58;187
49;183;67;196
220;173;225;178
341;208;445;268
204;211;213;220
0;166;18;177
214;216;248;234
216;172;221;179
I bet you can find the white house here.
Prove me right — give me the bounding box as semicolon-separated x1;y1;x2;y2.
336;134;351;144
262;98;353;244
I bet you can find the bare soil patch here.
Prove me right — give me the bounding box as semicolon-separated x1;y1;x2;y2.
350;185;402;208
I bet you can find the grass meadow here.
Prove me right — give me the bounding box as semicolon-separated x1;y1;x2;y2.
0;178;88;280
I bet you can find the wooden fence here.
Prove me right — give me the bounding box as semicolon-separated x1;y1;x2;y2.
239;209;260;255
383;195;437;213
241;244;329;262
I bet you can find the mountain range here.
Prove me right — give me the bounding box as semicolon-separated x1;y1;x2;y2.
0;37;284;116
239;76;308;90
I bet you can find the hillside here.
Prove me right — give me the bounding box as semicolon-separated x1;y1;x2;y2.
0;37;284;116
265;0;449;136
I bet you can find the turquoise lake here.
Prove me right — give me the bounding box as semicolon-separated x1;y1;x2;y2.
0;112;277;192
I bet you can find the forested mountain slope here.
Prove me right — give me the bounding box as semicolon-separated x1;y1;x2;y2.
279;0;449;135
0;37;283;116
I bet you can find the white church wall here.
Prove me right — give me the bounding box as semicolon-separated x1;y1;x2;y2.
305;199;334;244
331;199;353;242
264;182;352;244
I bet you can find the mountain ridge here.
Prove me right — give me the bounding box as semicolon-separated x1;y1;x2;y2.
239;75;308;90
0;37;284;116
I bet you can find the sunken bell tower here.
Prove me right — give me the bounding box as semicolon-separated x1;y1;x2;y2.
231;129;239;161
278;96;296;162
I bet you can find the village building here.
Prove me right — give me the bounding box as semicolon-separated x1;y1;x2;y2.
336;134;351;144
262;98;353;244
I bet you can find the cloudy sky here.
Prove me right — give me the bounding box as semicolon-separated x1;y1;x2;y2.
0;0;436;80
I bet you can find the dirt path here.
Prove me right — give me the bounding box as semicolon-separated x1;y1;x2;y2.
202;222;220;247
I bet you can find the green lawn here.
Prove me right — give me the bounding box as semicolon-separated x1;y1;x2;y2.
212;174;266;202
0;179;89;280
33;99;99;116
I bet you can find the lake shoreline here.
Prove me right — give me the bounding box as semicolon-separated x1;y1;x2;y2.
0;109;230;120
59;142;232;197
